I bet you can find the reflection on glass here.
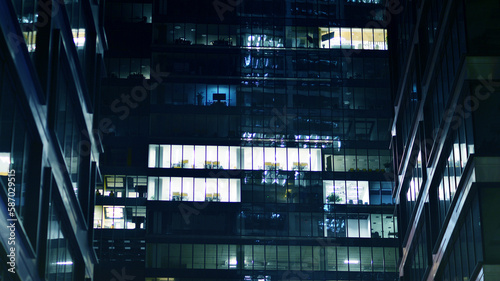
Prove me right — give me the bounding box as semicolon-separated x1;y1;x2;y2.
94;205;146;229
319;27;387;50
46;204;74;280
158;24;387;50
323;180;369;205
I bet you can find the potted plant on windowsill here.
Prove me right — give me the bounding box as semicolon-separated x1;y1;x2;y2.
326;193;342;204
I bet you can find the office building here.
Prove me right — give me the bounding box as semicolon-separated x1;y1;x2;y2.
389;0;500;280
94;0;400;280
0;0;106;280
92;0;152;279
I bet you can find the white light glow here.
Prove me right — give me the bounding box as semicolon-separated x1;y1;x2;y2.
0;153;10;176
74;37;85;47
344;260;359;264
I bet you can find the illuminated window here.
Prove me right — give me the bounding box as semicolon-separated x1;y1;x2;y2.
341;27;352;49
148;177;241;202
148;145;157;168
319;27;387;50
105;206;123;218
323;180;369;205
72;28;86;48
94;205;146;229
149;144;322;172
0;152;10;176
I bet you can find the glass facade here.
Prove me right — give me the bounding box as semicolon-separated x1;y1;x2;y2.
94;0;398;280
